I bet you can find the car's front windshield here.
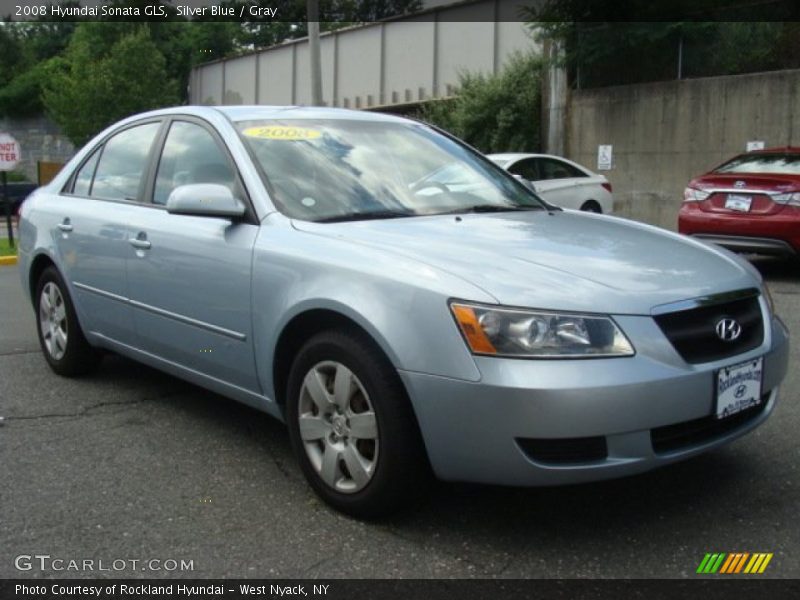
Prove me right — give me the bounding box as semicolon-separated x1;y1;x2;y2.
236;118;545;222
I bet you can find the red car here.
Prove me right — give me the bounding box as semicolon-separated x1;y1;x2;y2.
678;147;800;259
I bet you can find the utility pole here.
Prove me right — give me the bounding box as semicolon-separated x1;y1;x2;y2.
307;0;323;106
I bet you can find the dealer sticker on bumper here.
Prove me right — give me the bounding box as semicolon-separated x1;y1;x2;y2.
716;357;763;419
725;194;752;211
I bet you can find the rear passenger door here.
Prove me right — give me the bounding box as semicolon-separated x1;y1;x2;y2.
124;118;260;392
531;157;583;209
56;120;162;344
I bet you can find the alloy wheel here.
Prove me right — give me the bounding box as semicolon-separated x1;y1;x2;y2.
39;282;68;361
297;361;379;493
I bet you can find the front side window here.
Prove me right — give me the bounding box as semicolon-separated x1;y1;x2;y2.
153;121;237;206
91;122;161;201
236;119;544;222
715;153;800;175
509;158;540;181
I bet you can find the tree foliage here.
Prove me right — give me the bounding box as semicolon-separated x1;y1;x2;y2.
42;26;178;145
418;53;542;154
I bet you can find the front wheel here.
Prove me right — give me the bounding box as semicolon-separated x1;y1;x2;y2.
286;330;429;518
35;266;100;376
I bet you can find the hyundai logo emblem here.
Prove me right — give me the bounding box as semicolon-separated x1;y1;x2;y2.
716;318;742;342
734;384;748;399
734;180;746;188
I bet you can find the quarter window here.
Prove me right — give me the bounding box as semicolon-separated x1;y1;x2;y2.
536;158;587;180
153;121;237;206
91;122;161;201
71;149;100;196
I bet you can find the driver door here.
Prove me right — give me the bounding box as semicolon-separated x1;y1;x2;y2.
124;118;260;392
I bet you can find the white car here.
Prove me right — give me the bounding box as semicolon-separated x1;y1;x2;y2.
488;153;613;213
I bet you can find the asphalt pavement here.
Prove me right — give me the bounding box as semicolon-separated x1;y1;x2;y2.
1;259;799;579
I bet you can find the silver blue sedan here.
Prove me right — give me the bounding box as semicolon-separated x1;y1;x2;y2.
18;106;789;517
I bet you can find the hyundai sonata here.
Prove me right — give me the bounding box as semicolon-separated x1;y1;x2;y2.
18;107;789;517
679;147;800;259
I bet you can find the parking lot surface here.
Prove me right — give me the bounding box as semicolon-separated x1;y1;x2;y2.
1;260;798;579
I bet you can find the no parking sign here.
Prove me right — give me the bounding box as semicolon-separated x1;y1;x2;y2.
0;132;20;248
0;133;20;171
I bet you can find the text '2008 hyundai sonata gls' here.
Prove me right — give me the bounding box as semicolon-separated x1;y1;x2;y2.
18;106;789;517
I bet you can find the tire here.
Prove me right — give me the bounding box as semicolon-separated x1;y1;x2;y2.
580;200;602;213
286;329;429;518
35;266;101;377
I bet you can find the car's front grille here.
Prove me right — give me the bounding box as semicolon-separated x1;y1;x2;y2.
516;435;608;465
651;393;769;454
653;294;764;364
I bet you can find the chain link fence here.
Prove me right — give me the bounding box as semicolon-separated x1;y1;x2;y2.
570;22;800;89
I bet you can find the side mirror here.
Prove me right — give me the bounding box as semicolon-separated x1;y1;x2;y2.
165;184;246;219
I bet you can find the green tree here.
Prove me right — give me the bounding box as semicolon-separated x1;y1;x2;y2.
418;53;542;154
0;20;77;117
43;26;178;145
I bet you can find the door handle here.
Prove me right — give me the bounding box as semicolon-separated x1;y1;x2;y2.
129;234;151;250
58;219;73;232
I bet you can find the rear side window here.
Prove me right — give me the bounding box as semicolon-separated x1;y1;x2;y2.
715;153;800;175
537;158;587;180
153;121;237;205
71;149;100;196
91;122;161;201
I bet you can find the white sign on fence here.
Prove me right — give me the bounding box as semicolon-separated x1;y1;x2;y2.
746;140;765;152
0;133;20;171
597;145;613;170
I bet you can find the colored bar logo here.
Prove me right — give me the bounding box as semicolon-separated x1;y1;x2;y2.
696;552;773;574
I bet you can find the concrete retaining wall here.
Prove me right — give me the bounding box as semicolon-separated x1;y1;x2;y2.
566;69;800;230
0;115;74;183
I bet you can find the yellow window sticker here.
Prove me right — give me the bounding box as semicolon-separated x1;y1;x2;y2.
242;126;321;140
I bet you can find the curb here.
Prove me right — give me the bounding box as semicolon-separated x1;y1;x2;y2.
0;255;18;266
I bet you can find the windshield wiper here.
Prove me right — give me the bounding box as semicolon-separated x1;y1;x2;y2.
438;204;544;215
314;210;416;223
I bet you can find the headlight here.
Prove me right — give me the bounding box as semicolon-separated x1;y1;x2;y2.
772;192;800;207
683;187;710;202
450;302;635;358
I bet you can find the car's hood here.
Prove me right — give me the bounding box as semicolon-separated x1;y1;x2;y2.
293;210;759;314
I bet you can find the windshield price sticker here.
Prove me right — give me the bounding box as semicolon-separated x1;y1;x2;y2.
243;126;321;141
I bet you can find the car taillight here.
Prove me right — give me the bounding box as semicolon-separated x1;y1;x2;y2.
772;192;800;207
683;187;710;202
601;182;612;193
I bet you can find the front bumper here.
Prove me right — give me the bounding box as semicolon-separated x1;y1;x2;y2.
400;312;789;486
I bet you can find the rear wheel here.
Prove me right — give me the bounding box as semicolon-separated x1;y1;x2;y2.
580;200;602;213
35;267;100;376
286;329;429;518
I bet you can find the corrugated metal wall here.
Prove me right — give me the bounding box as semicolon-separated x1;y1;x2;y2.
191;0;536;109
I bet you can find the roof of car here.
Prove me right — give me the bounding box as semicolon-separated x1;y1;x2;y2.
214;105;410;123
487;153;537;161
128;105;414;125
487;153;565;162
748;146;800;154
